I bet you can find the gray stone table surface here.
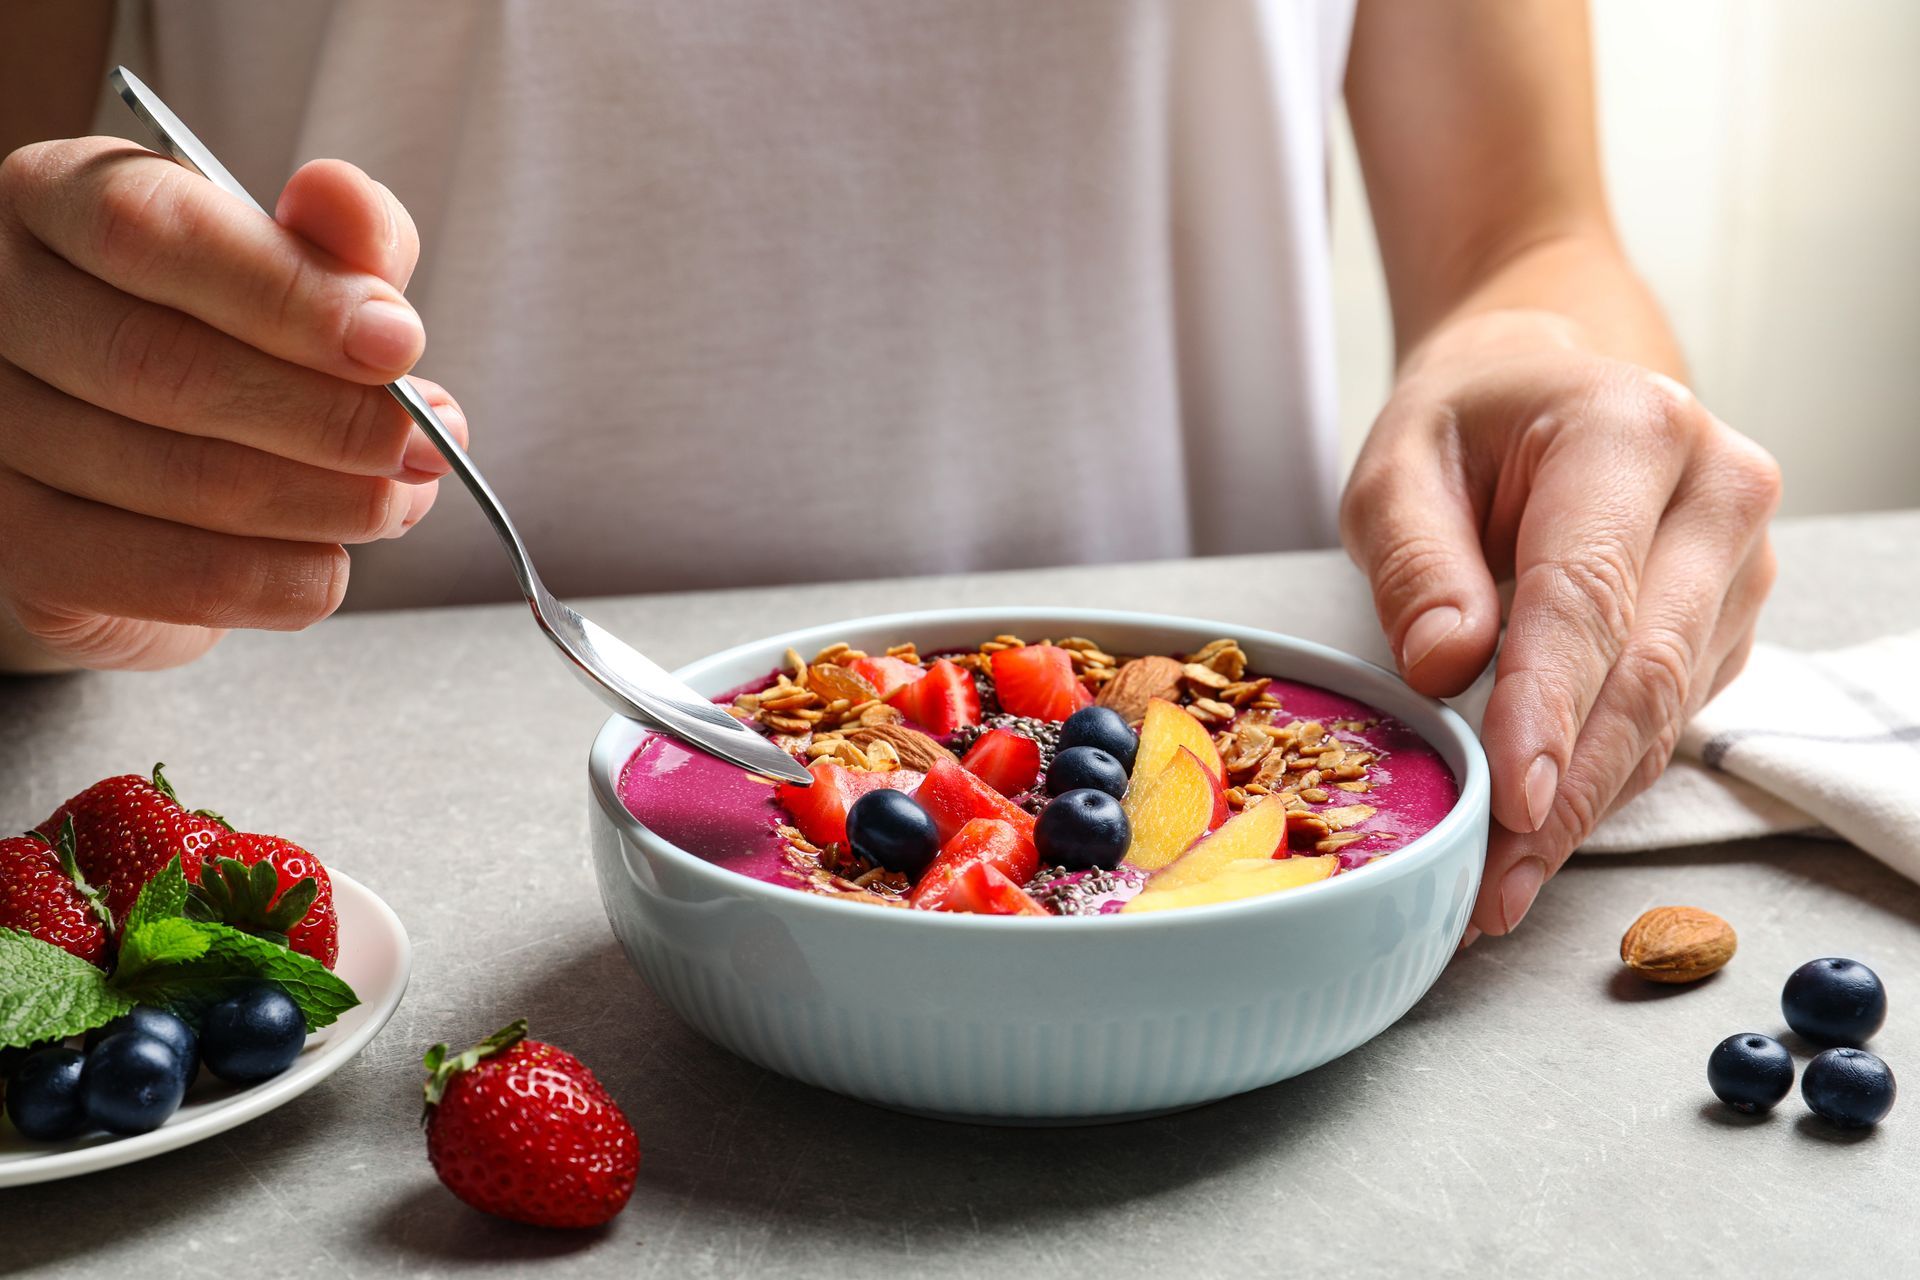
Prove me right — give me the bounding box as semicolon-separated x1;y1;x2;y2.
3;511;1918;1278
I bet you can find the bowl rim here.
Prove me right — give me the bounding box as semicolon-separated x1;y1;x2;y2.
588;606;1489;931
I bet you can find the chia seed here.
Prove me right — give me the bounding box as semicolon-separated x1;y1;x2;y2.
1024;863;1148;916
946;714;1063;775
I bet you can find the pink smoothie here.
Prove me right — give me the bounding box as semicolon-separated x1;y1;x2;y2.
618;668;1459;907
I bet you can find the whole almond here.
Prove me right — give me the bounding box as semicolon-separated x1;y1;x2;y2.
844;723;955;773
1094;655;1185;723
1620;906;1737;983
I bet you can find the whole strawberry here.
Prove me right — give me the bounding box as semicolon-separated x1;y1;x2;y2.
0;825;110;967
36;764;226;928
423;1020;639;1228
188;834;338;968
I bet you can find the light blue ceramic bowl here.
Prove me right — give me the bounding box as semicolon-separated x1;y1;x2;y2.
588;608;1489;1124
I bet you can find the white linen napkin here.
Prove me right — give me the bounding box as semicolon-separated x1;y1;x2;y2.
1455;631;1920;880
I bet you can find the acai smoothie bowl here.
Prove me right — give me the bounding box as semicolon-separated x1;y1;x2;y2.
588;609;1490;1123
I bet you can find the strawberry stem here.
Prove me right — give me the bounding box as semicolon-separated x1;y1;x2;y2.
422;1018;530;1118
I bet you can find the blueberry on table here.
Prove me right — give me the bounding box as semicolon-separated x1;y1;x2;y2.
4;1046;88;1142
1801;1047;1896;1128
80;1033;189;1136
1707;1033;1795;1114
85;1006;199;1076
1058;706;1137;773
201;982;307;1085
1781;957;1887;1046
1035;789;1132;871
1046;745;1130;800
845;789;941;877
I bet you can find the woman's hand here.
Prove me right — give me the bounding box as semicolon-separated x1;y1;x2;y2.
1341;309;1781;936
0;139;465;671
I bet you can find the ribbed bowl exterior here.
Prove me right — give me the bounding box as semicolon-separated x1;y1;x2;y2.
589;609;1489;1123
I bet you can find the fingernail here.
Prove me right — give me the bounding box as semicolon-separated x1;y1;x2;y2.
1523;754;1558;831
401;407;459;477
1499;857;1547;933
1459;925;1483;951
344;299;423;371
1402;606;1462;672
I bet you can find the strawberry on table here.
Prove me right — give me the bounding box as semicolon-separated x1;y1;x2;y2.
776;759;926;849
885;658;981;735
960;728;1043;797
915;757;1037;845
36;764;226;929
989;645;1093;722
0;826;110;968
424;1020;639;1229
910;817;1041;912
188;833;339;968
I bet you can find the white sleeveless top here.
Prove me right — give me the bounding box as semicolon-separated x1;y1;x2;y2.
131;0;1355;607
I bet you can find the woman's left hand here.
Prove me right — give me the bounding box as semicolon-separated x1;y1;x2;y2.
1340;308;1782;937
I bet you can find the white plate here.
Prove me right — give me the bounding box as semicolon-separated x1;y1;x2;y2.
0;869;410;1187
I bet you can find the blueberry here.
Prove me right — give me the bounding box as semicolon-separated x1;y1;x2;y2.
80;1033;188;1135
86;1006;199;1078
1782;957;1887;1046
845;789;940;877
201;982;307;1085
1802;1047;1896;1128
4;1046;88;1142
1058;706;1136;773
1046;746;1130;800
1706;1033;1794;1114
1034;789;1131;871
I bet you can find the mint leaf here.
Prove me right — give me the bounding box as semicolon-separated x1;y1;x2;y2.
0;927;135;1048
114;917;211;984
124;855;190;935
112;922;358;1032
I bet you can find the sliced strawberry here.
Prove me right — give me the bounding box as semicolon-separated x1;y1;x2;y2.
916;756;1036;846
910;818;1041;911
847;655;926;701
960;728;1042;797
949;862;1049;916
776;760;925;849
989;645;1093;722
885;658;981;734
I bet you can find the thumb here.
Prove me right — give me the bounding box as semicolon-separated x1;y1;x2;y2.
1339;404;1502;697
273;158;420;290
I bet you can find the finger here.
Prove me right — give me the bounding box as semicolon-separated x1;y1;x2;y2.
0;364;434;543
0;231;465;479
1473;434;1780;934
1340;401;1502;696
2;602;224;672
1700;537;1775;703
1704;629;1756;706
0;464;350;632
3;137;423;382
1477;376;1694;836
274;159;420;289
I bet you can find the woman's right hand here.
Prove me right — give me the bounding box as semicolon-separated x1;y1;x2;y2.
0;137;466;671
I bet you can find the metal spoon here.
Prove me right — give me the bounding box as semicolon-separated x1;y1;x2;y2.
110;65;812;785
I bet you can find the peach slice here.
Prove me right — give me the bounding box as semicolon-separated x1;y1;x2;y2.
1146;795;1289;893
1132;697;1225;785
1121;854;1336;914
1121;746;1228;871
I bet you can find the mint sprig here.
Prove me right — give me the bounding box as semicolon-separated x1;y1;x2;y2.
115;921;358;1033
122;855;189;936
0;928;135;1047
0;856;359;1049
